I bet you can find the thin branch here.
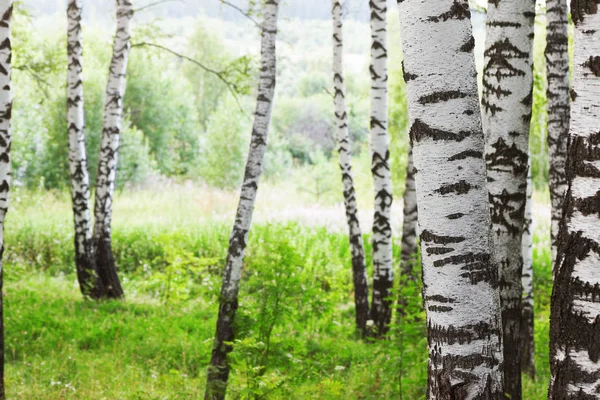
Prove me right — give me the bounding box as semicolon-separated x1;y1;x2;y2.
134;0;184;14
322;86;334;99
217;0;260;28
14;65;51;98
131;42;249;117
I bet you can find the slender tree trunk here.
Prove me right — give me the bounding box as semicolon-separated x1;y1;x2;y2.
368;0;393;337
481;1;535;396
0;3;12;398
521;161;535;379
397;1;504;397
93;0;133;299
400;147;418;277
546;0;570;272
549;6;600;398
331;0;370;336
67;0;104;299
204;2;279;399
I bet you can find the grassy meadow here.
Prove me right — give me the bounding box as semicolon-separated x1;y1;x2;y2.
1;185;553;399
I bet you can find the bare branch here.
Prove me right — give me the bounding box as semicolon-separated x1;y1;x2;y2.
217;0;260;28
131;42;249;117
134;0;184;14
14;65;51;99
322;86;334;99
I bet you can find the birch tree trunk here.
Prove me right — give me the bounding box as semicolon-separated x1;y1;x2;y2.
93;0;133;299
67;0;104;299
546;0;570;271
549;6;600;398
400;147;418;277
397;1;504;397
481;1;535;396
368;0;393;337
331;0;370;336
0;3;12;397
204;2;279;399
521;162;535;379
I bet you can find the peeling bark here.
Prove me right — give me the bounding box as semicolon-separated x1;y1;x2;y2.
482;0;536;396
0;3;11;398
331;0;370;336
397;0;504;397
546;0;571;271
521;162;535;379
549;5;600;398
369;0;393;337
93;0;133;299
67;0;104;299
204;2;280;399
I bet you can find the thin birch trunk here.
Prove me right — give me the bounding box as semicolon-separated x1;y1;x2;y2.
546;0;570;272
400;147;418;277
93;0;133;299
521;162;535;379
0;3;12;398
369;0;393;337
67;0;104;299
204;2;279;399
549;6;600;398
331;0;370;336
482;1;535;396
397;1;504;397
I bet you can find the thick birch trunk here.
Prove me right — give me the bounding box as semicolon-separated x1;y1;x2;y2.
397;1;504;397
67;0;103;299
400;147;418;277
521;162;535;378
369;0;393;337
204;2;279;399
546;0;570;271
549;6;600;398
331;0;370;336
482;1;535;396
93;0;133;299
0;3;11;398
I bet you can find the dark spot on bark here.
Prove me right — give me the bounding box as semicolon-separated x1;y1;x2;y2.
584;56;600;77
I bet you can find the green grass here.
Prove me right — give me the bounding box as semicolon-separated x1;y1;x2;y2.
2;189;554;398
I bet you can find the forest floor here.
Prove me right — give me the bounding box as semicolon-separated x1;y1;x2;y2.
4;185;552;399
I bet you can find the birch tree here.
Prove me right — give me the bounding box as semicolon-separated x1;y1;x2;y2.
368;0;393;337
0;2;12;397
93;0;133;299
67;0;104;299
521;163;534;378
549;5;600;397
481;0;535;395
204;2;280;399
397;0;504;396
400;148;418;277
331;0;370;336
546;0;570;269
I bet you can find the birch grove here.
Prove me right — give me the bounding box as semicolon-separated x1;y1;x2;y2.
397;0;504;396
0;2;11;398
550;5;600;397
93;0;133;299
331;0;370;336
67;0;103;299
368;0;393;337
546;0;570;269
481;1;535;395
205;2;280;398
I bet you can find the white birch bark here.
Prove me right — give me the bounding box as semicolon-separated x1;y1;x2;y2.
481;1;535;396
0;2;11;398
397;1;504;397
546;0;570;271
369;0;393;337
521;161;535;378
550;6;600;398
67;0;103;298
93;0;133;299
400;147;418;277
205;2;280;399
331;0;370;335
